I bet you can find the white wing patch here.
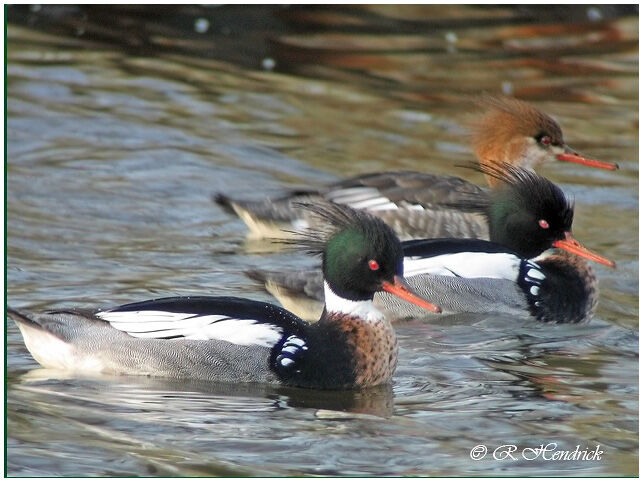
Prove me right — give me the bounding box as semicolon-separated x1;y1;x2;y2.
325;187;399;212
324;186;427;212
404;252;521;280
96;310;283;347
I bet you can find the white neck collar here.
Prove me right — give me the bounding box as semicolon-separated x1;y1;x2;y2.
323;281;384;322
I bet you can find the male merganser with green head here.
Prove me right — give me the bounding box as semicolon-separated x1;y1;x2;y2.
8;205;440;389
248;165;615;324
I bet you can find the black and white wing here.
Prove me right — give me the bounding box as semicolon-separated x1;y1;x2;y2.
321;172;490;239
322;171;487;212
215;171;490;240
96;296;304;347
402;238;525;280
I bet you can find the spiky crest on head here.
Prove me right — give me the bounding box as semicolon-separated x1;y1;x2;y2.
472;95;564;148
290;202;401;258
446;162;574;258
478;161;574;229
468;95;566;184
288;202;404;301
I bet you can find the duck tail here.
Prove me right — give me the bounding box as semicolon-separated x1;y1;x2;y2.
212;193;239;215
245;269;271;284
245;268;325;322
7;306;41;329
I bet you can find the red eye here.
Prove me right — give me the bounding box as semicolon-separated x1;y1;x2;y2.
538;219;550;229
368;259;380;271
540;136;552;146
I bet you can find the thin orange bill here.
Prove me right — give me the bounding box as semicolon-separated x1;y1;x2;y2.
553;233;616;268
556;153;619;171
381;275;442;313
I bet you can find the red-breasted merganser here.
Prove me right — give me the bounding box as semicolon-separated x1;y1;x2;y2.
8;205;440;390
215;96;618;241
246;165;615;324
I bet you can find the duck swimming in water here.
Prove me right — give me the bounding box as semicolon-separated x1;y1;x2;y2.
8;204;440;390
247;164;615;324
215;96;618;241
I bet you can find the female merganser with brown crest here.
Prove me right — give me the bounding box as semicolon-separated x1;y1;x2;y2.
247;165;615;324
215;96;618;241
8;205;440;390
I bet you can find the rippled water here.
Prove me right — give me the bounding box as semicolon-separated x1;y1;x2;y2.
6;5;638;476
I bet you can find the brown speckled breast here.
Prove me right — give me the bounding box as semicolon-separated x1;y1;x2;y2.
531;251;599;324
549;252;599;321
336;316;398;388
